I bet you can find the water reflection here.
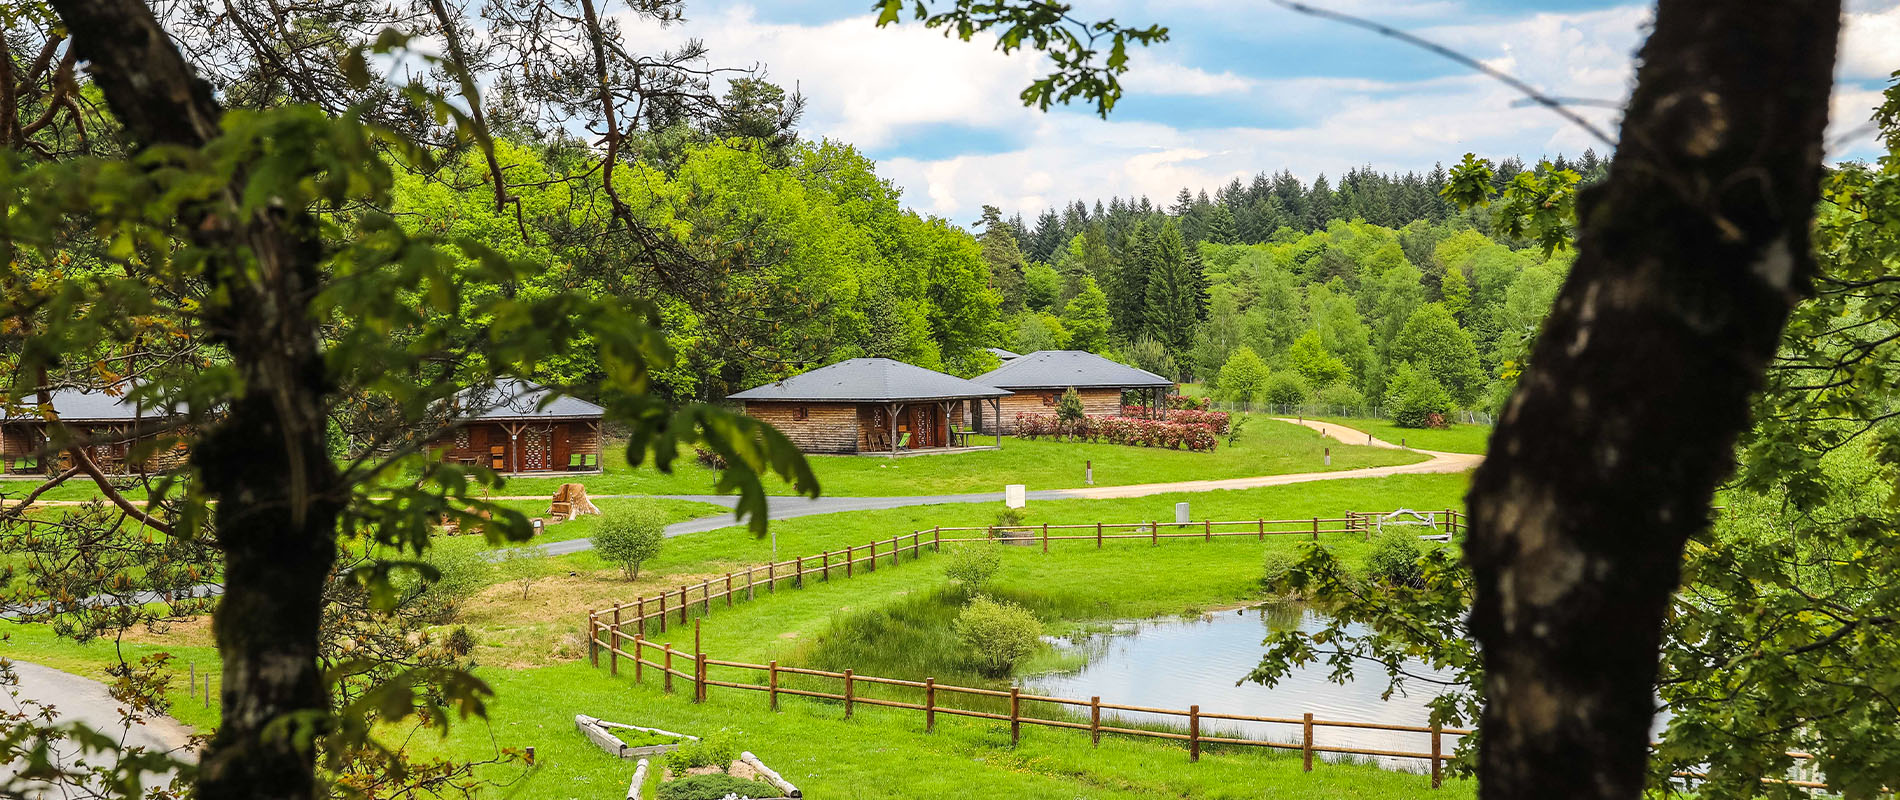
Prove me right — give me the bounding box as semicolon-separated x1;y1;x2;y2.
1021;603;1463;772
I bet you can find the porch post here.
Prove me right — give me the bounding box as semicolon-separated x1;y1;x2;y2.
592;420;603;471
888;402;900;457
992;398;1002;448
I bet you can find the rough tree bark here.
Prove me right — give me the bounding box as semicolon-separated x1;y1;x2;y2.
1464;2;1839;800
46;2;343;799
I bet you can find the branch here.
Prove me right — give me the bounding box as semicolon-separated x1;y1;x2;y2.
67;446;174;536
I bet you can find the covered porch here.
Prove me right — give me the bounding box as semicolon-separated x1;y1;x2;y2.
857;398;1002;456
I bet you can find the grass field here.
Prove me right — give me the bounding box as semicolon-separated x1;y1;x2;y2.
6;470;1476;798
1310;417;1492;455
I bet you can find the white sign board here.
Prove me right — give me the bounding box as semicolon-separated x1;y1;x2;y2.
1005;484;1027;509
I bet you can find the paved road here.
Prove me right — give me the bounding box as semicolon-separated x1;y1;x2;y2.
532;418;1481;556
2;659;195;796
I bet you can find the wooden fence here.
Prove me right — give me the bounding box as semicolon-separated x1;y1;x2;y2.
583;510;1466;638
589;621;1468;787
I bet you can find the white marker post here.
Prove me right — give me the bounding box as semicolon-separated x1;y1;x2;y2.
1005;484;1027;509
1175;502;1190;525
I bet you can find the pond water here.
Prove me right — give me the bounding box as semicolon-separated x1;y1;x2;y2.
1020;603;1462;772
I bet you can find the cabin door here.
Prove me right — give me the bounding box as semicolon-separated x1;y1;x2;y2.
521;425;551;471
910;405;938;448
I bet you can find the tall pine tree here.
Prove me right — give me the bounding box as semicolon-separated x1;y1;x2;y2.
1141;219;1203;369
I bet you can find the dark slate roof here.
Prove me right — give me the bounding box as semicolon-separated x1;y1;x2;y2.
727;358;1012;403
455;379;605;421
972;350;1174;390
0;387;180;423
985;347;1021;361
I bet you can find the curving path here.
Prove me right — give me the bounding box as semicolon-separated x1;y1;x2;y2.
532;418;1481;556
2;659;195;796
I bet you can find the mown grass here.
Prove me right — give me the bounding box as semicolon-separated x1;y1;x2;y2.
7;470;1475;798
1309;417;1493;455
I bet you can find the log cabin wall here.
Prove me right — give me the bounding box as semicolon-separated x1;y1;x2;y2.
991;388;1121;433
745;402;863;455
430;420;604;473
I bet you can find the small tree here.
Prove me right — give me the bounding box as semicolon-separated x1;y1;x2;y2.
496;546;543;600
595;506;668;581
1217;346;1270;406
1263;372;1310;407
1056;386;1086;438
953;595;1044;677
944;541;1003;593
1384;361;1454;429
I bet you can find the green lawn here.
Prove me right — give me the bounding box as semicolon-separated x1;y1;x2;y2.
6;470;1476;799
500;416;1427;499
1310;417;1493;455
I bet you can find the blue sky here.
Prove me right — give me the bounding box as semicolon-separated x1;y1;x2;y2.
617;1;1899;223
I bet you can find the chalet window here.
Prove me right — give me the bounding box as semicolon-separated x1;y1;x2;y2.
454;427;470;449
794;407;810;421
1042;392;1058;407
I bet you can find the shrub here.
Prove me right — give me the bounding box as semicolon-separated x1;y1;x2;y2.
444;626;477;657
1261;549;1298;591
1365;531;1424;587
1119;406;1230;434
693;447;727;469
1263;372;1311;406
416;546;491;622
1015;412;1219;451
944;541;1002;592
1384;361;1454;429
663;732;739;774
594;505;667;580
1056;386;1086;430
657;774;783;800
1166;393;1209;411
1216;346;1270;405
495;546;542;599
1315;382;1366;409
954;595;1043;677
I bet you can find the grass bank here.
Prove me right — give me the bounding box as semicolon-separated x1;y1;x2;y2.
1309;417;1492;455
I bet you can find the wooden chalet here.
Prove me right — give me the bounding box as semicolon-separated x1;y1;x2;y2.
0;388;189;477
728;358;1012;456
432;380;606;475
971;350;1175;434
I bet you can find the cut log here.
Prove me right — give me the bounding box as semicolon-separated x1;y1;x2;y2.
626;757;649;800
552;482;601;518
740;751;800;798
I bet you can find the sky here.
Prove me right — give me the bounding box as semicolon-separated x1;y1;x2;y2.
616;1;1900;225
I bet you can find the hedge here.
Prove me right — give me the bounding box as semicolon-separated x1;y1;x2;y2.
1117;406;1232;434
1014;412;1219;451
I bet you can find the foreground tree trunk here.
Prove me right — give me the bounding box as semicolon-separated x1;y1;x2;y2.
48;2;342;799
1465;2;1839;799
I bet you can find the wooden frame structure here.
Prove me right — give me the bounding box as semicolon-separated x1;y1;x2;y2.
431;379;606;475
729;359;1012;456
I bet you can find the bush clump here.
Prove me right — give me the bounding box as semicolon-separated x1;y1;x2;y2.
1384;361;1454;429
1314;382;1365;409
944;541;1002;593
1263;371;1311;406
1364;531;1425;588
662;733;738;774
594;504;668;581
657;774;783;800
415;546;491;622
953;595;1044;677
1261;549;1298;591
1014;413;1219;451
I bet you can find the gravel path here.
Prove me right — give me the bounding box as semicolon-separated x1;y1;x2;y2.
2;659;195;796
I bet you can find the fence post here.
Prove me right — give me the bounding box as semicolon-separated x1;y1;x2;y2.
1445;508;1455;536
844;669;854;719
1090;696;1101;746
823;551;830;581
846;546;854;577
1204;520;1211;542
1039;523;1047;553
795;556;804;589
609;624;620;676
678;587;689;624
587;614;598;667
613;603;622;629
769;660;780;711
1302;712;1314;772
634;634;644;683
934;526;941;552
925;678;936;733
1009;687;1021;745
726;574;734;606
663;645;674;693
891;535;901;565
638;598;648;636
696;653;707;703
1258;519;1265;541
658;594;668;633
1312;517;1319;541
768;561;775;592
701;585;709;615
1431;723;1443;788
868;540;877;572
747;568;755;602
1096;522;1103;548
1189;705;1200;762
1151;522;1158;547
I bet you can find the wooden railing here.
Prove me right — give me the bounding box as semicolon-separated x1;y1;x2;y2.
589;623;1468;787
582;510;1466;638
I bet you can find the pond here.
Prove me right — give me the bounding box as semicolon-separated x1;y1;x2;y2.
1020;603;1463;772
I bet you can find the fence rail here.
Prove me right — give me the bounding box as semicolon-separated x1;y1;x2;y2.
590;623;1467;786
583;511;1467;636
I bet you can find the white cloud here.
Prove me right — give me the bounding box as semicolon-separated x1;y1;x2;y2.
613;2;1895;223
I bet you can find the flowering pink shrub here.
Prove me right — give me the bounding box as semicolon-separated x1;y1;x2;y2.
1014;412;1219;451
1118;406;1231;434
1167;393;1210;411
